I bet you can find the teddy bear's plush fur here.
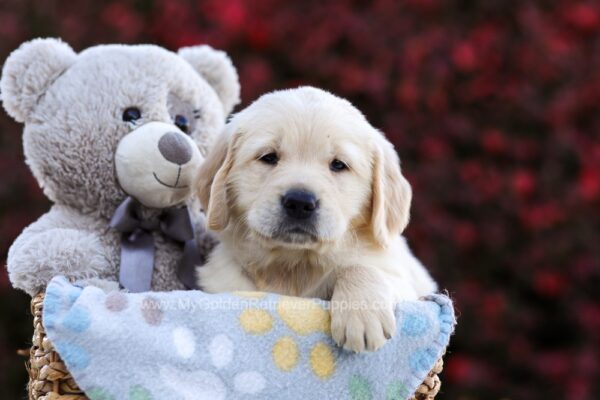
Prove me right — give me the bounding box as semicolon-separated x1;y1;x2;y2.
1;38;240;296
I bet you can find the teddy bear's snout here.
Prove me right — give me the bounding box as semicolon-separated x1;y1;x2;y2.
158;132;193;165
114;121;202;208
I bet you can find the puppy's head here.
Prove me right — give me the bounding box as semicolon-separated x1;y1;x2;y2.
197;87;411;249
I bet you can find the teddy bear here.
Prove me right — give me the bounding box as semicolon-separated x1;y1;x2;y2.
1;38;240;296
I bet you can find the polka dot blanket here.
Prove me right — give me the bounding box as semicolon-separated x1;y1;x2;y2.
43;276;455;400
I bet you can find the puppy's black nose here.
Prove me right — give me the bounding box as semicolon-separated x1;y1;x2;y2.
282;190;318;220
158;131;193;165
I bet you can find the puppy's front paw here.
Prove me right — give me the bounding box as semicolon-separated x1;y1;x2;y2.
330;302;396;353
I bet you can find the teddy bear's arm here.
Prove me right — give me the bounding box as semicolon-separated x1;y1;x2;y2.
7;226;112;296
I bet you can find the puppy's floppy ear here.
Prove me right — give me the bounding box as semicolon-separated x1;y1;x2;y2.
178;45;241;116
196;126;238;231
370;135;412;247
1;38;76;123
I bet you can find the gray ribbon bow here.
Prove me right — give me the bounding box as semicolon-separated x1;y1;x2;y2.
110;197;201;292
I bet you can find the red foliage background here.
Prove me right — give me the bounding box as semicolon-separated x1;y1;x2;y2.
1;0;599;398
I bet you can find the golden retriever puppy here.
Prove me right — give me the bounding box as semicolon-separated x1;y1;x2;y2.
195;87;437;352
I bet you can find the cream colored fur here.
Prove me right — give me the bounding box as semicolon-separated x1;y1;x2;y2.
196;87;437;352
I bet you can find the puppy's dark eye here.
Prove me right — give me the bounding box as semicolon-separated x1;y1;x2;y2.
259;152;279;165
122;107;141;122
174;114;190;134
330;159;348;172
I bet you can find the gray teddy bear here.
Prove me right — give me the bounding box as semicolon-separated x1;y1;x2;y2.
1;38;240;296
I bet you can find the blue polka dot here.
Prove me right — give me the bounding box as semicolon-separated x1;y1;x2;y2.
67;286;83;304
401;313;431;337
44;290;62;315
45;317;56;329
62;305;91;333
54;341;90;370
409;347;437;373
43;290;62;329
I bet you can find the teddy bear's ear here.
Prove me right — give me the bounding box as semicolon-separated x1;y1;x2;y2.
0;38;76;123
178;45;241;116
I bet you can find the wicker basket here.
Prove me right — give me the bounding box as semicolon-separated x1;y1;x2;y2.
27;292;444;400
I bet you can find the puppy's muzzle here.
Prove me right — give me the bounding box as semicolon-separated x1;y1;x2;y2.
281;189;318;220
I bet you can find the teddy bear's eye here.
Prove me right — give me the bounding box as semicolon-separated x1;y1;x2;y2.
122;107;141;122
174;114;190;134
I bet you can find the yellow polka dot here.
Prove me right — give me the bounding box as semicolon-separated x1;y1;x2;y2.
310;342;336;379
277;297;330;335
272;336;299;371
239;309;273;334
233;291;267;299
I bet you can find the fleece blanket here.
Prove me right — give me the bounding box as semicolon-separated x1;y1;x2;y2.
43;276;455;400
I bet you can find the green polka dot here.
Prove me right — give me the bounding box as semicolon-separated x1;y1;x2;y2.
386;381;410;400
87;387;115;400
349;375;372;400
129;384;153;400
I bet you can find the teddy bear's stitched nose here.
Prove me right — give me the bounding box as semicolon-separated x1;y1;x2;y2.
158;132;193;165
